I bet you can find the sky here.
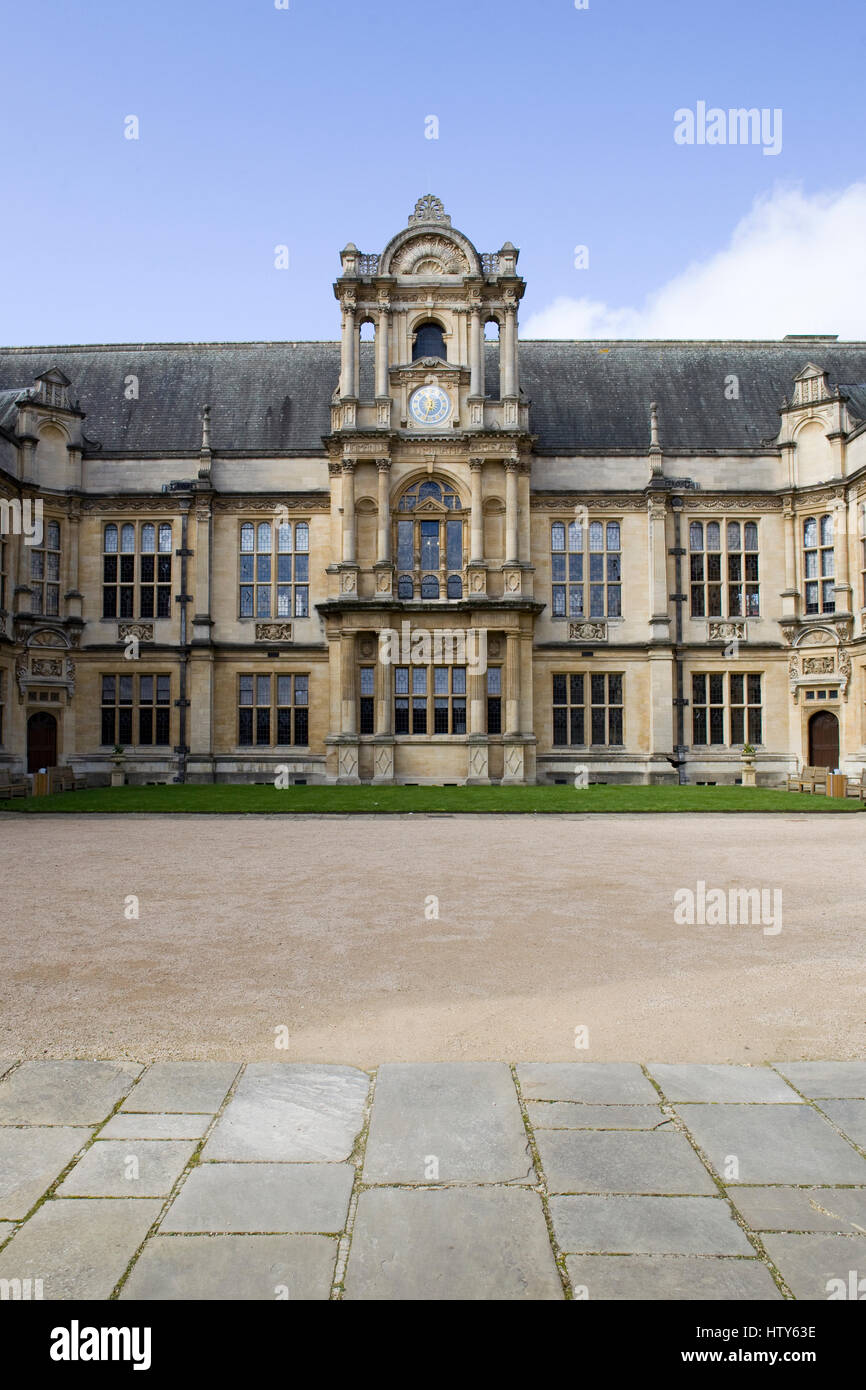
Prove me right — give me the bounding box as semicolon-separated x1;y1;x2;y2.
2;0;865;345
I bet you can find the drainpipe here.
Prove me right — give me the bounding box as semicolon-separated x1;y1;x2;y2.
670;496;688;784
174;499;192;783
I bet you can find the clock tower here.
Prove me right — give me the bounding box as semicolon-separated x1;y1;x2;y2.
321;194;539;785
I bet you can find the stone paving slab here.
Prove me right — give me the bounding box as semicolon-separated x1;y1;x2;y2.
816;1099;866;1147
565;1255;782;1300
772;1062;866;1098
363;1062;531;1184
761;1234;866;1300
549;1195;752;1255
56;1140;197;1197
728;1186;866;1234
3;1058;864;1300
676;1103;866;1185
0;1060;141;1125
526;1102;664;1130
517;1063;658;1104
0;1062;15;1081
536;1129;717;1195
204;1064;369;1162
161;1162;354;1234
119;1234;337;1300
0;1198;161;1299
122;1062;240;1114
344;1187;562;1300
100;1112;212;1141
0;1127;87;1220
648;1063;799;1104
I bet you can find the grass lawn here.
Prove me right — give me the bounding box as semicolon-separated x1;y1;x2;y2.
4;783;862;814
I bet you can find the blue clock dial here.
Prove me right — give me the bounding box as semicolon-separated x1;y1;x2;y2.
409;385;451;426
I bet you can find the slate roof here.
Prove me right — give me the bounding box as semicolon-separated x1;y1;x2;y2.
0;340;865;456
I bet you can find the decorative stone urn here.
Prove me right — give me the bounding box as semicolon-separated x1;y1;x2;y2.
740;744;756;788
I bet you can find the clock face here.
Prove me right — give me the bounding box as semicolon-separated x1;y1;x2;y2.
409;385;451;427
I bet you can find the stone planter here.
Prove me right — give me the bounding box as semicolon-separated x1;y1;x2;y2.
740;755;756;788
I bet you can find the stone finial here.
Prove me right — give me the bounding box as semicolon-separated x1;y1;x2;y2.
198;404;212;480
408;194;450;226
648;401;663;478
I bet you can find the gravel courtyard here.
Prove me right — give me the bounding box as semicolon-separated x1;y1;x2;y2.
0;812;863;1063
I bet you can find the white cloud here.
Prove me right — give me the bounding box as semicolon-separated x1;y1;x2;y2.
523;183;866;340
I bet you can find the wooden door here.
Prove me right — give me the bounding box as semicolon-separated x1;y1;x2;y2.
808;711;839;769
27;712;57;773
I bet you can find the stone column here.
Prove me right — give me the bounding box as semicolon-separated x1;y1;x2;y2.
372;650;395;783
341;296;356;399
518;462;532;572
64;504;83;620
376;460;391;564
467;666;490;784
375;303;390;399
470;459;484;563
504;630;520;736
782;499;798;622
469;302;482;397
505;461;519;565
341;631;357;736
834;492;851;608
502;298;517;398
648;497;671;641
377;651;393;736
341;460;356;564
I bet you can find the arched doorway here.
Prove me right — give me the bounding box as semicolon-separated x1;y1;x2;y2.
808;710;839;769
27;712;57;773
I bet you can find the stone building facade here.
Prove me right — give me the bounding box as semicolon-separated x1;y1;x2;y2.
2;194;866;787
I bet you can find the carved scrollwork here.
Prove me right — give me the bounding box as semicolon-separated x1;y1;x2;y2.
394;235;468;276
569;621;607;642
254;623;293;642
708;621;746;641
118;622;153;643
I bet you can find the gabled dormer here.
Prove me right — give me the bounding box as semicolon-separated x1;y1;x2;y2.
792;363;830;407
32;368;72;411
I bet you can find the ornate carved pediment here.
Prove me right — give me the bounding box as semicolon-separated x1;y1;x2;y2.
393;234;469;276
796;626;839;648
28;627;68;648
788;640;851;701
408;195;451;226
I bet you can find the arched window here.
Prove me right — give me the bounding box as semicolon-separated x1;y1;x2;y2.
398;479;461;511
484;318;501;398
358;318;376;399
412;321;447;361
395;478;465;602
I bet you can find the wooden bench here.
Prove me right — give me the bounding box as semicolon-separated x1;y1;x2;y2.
0;769;28;799
786;766;829;794
48;766;87;793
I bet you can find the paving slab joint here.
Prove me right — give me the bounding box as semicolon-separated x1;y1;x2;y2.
109;1062;248;1300
511;1063;572;1301
651;1071;796;1301
330;1067;377;1301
